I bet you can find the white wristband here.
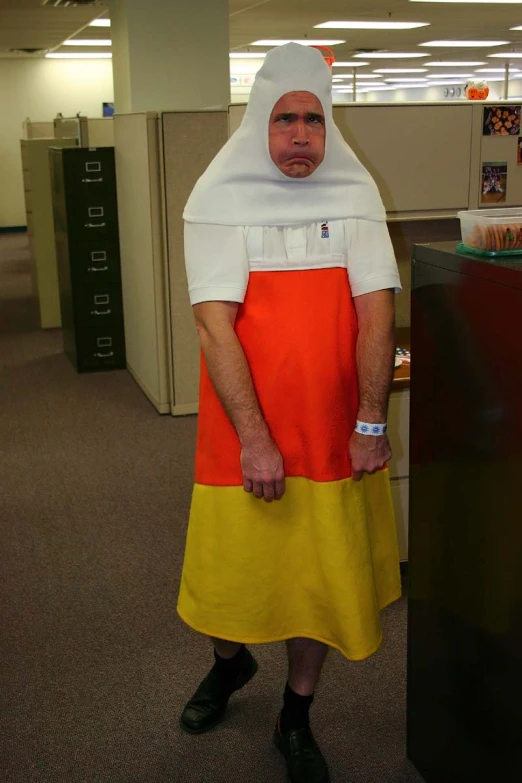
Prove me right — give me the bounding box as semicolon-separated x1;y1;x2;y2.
355;420;388;436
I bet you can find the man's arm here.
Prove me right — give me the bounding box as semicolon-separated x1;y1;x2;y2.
349;289;395;481
193;301;285;502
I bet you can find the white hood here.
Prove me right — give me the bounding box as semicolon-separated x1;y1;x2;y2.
183;43;386;226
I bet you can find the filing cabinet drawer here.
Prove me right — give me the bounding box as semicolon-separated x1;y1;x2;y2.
66;200;119;240
75;327;126;373
74;283;123;328
69;241;121;284
64;148;116;191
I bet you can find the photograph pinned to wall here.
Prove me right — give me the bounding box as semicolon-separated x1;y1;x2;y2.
518;138;522;165
102;102;114;118
481;161;508;204
483;105;521;136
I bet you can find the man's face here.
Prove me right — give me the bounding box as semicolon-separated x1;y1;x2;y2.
268;91;326;179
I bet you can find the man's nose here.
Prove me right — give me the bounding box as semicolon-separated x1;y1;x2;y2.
292;122;310;145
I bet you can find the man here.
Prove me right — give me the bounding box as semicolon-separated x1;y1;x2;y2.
177;44;402;783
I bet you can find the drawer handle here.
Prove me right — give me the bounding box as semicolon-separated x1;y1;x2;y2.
94;351;114;358
85;222;106;228
91;308;112;316
87;266;109;272
82;177;104;183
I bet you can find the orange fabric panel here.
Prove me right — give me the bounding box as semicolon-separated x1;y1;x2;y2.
195;268;360;486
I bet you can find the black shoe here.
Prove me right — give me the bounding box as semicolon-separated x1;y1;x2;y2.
274;718;330;783
180;649;258;734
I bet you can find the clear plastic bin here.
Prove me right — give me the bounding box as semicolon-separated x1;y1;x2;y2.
458;208;522;254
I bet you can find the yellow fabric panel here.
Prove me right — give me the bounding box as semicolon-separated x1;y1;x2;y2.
177;470;401;661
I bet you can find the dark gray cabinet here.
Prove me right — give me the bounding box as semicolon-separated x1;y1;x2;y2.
50;146;126;373
408;241;522;783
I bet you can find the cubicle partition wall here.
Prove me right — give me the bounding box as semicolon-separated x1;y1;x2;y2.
54;117;88;145
21;120;54;139
114;100;522;415
113;110;227;415
83;118;114;148
160;111;229;415
53;116;114;147
229;100;522;326
113;112;171;413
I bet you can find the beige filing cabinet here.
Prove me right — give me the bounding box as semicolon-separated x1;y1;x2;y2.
388;387;410;561
21;137;78;328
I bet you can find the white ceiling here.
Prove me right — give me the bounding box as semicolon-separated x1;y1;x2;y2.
2;0;522;77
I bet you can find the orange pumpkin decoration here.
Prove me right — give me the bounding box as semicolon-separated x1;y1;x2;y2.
465;81;489;100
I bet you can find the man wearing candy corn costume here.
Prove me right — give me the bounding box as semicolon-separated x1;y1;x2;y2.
177;43;402;783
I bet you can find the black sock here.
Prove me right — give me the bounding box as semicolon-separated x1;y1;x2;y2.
211;644;247;688
280;682;314;734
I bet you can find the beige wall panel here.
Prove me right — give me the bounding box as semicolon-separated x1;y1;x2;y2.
87;118;114;148
161;111;228;413
113;112;171;413
334;105;473;213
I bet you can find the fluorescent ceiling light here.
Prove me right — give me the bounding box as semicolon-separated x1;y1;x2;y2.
489;52;522;57
420;40;509;46
385;76;429;81
230;52;267;58
426;72;473;77
63;39;112;46
375;68;428;73
362;85;400;91
480;74;522;80
251;39;345;46
46;52;112;59
425;80;468;85
89;19;110;27
512;26;522;29
426;61;486;65
476;67;522;71
315;21;430;30
400;80;461;87
333;73;384;78
333;82;387;89
332;61;369;66
354;52;430;58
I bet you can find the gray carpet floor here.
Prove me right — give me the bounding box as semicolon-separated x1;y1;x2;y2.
0;233;424;783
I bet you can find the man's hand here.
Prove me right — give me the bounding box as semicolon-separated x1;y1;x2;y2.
349;431;392;482
241;434;286;503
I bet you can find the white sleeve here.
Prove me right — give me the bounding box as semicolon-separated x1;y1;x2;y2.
184;222;250;306
345;218;402;298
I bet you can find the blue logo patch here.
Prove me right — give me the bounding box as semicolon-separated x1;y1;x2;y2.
321;221;329;238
